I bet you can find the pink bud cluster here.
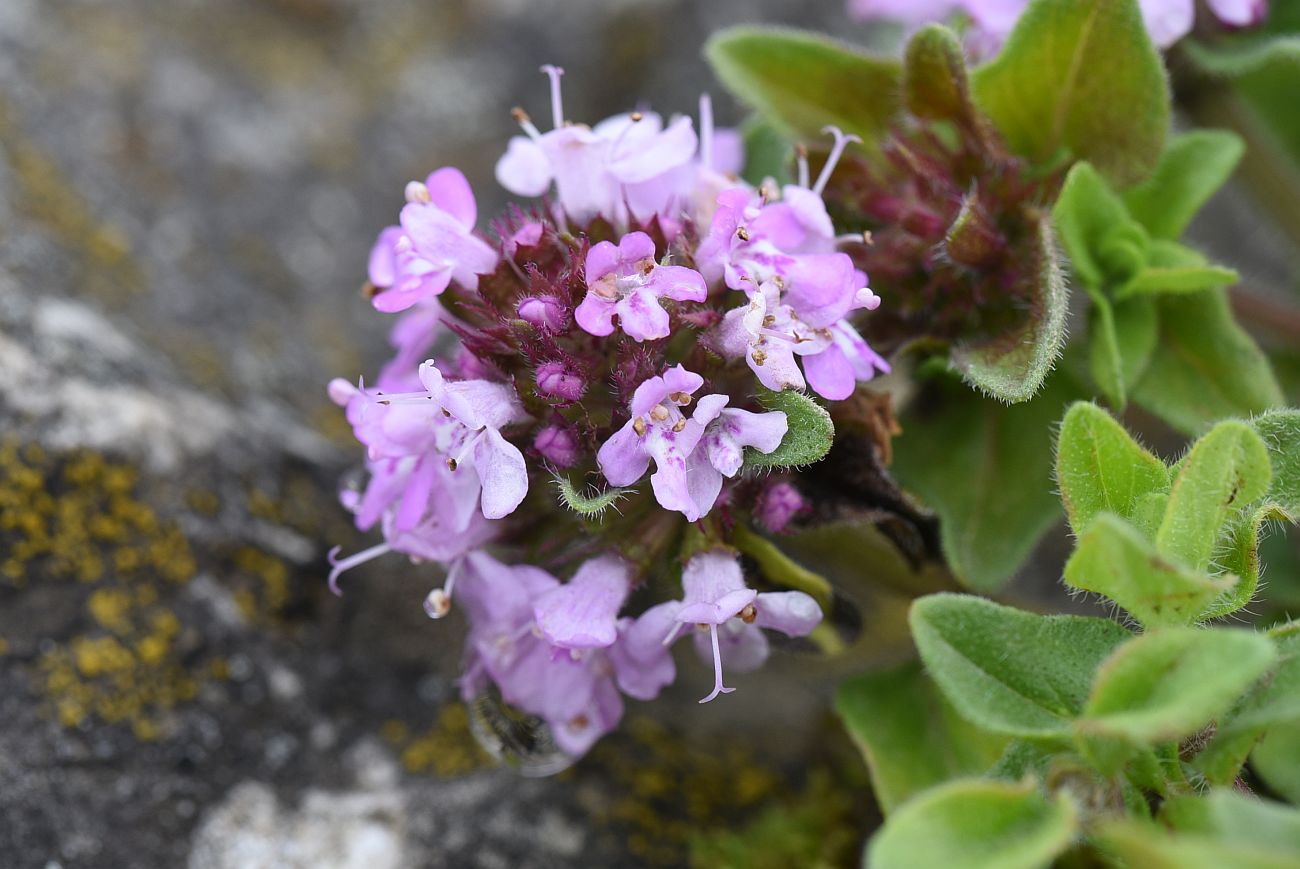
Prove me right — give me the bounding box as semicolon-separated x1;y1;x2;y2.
328;67;887;760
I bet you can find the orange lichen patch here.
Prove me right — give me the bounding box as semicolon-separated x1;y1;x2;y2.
386;704;492;779
0;438;210;739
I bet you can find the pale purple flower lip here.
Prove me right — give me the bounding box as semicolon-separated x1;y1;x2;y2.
575;231;707;342
367;168;499;314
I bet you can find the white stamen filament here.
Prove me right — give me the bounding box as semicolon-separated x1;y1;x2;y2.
698;623;735;703
327;542;392;596
813;125;862;196
541;64;565;129
796;145;810;190
699;93;714;171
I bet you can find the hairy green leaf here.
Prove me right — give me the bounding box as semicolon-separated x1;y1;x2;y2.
910;594;1131;739
835;661;1008;815
1053;161;1134;289
1157;420;1272;571
705;27;900;158
903;25;971;122
1254;721;1300;804
746;388;834;469
1096;817;1300;869
971;0;1169;186
1252;409;1300;515
1078;628;1276;748
1121;130;1245;240
1163;790;1300;858
867;779;1077;869
1200;504;1292;620
950;212;1067;403
1063;514;1234;628
1118;264;1240;298
1055;402;1168;535
1088;295;1158;407
892;373;1080;591
1131;290;1284;435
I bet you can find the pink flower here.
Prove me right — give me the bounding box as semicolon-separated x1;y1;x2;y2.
533;555;632;649
686;395;788;513
575;231;707;341
666;551;822;703
754;482;806;533
367;168;498;314
596;365;714;521
495;66;699;225
720;281;888;400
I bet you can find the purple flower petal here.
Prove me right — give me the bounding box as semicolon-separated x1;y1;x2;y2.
533;555;631;649
675;551;756;625
423;166;478;230
473;427;529;519
597;420;650;487
616;231;657;264
616;286;671;341
754;590;823;637
646;264;708;302
802;343;857;401
495;136;552;197
575;293;618;337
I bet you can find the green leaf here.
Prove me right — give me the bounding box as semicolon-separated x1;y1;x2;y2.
1121;130;1246;240
903;25;972;122
1132;289;1284;435
1195;630;1300;783
1088;295;1158;407
1163;790;1300;858
971;0;1169;186
1053;161;1134;290
1254;720;1300;804
910;594;1132;739
1078;627;1276;748
867;779;1077;869
950;212;1067;403
552;475;633;516
835;661;1008;815
1185;34;1300;78
705;27;900;159
1055;402;1168;535
892;373;1080;591
1200;504;1291;620
1117;264;1240;298
745;388;834;469
1252;409;1300;515
1097;817;1300;869
1217;631;1300;736
1063;514;1234;628
1156;420;1272;571
740;115;793;187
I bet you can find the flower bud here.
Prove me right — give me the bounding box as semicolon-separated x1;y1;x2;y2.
536;361;585;402
517;295;567;332
754;482;805;533
534;424;581;467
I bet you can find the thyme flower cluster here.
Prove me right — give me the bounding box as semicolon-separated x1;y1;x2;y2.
328;67;887;759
